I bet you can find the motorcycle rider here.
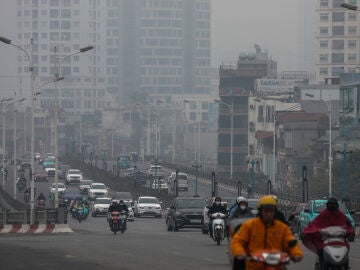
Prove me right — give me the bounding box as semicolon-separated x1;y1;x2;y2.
118;200;129;229
207;196;227;238
230;195;303;270
301;197;355;269
37;192;46;202
108;200;121;228
229;196;254;219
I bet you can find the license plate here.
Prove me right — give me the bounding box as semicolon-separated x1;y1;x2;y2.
190;219;201;224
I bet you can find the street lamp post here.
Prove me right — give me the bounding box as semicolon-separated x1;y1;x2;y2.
53;45;93;208
305;93;333;197
336;143;353;198
214;99;234;181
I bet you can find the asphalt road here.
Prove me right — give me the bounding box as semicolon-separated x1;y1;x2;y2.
1;214;360;269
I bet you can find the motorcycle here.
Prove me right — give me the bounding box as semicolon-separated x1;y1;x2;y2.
76;206;89;223
109;211;127;235
37;199;45;208
210;212;227;245
314;226;350;270
246;249;292;270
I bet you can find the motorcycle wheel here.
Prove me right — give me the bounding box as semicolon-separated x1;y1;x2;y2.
216;229;222;246
121;228;125;234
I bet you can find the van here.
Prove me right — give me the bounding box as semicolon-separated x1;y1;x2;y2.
169;172;188;192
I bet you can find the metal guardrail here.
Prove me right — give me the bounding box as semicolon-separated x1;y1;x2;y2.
0;208;66;225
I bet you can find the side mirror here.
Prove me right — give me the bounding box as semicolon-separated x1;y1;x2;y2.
304;209;310;213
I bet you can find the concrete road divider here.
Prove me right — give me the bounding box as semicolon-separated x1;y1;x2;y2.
0;224;74;234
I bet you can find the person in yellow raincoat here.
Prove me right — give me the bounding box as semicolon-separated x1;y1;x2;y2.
230;195;303;270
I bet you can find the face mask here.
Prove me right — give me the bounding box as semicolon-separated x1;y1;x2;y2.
215;202;220;206
240;205;246;211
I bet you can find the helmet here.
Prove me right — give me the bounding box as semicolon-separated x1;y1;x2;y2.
214;196;221;202
119;200;124;204
111;200;117;204
326;197;339;211
270;194;278;202
236;196;248;204
257;195;277;209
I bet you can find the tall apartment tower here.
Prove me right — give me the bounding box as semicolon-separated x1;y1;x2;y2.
16;0;109;114
316;0;359;83
217;46;277;178
122;0;211;101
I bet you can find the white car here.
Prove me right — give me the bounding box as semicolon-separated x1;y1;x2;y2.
44;166;55;176
79;179;94;191
49;183;66;194
89;182;109;199
151;178;168;193
66;169;83;185
134;196;162;218
91;197;112;217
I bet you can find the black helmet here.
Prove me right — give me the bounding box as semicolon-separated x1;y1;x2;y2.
326;197;339;211
119;200;124;204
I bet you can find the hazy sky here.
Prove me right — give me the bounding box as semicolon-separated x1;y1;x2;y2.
0;0;300;76
212;0;299;70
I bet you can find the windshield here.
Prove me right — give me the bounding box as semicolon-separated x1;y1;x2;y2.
313;201;348;213
81;180;93;185
177;174;187;180
177;199;205;209
52;184;65;188
68;170;81;174
91;184;106;190
95;198;111;204
139;198;158;204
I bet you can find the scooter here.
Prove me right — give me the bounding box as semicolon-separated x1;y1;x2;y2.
210;212;227;245
76;206;89;223
109;211;127;235
315;226;350;270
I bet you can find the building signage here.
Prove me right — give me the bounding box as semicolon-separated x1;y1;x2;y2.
255;79;295;92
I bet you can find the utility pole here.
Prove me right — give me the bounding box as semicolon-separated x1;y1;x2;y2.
192;161;202;197
247;159;258;198
337;142;352;198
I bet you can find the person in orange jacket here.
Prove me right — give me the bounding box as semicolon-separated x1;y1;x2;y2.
230;195;303;270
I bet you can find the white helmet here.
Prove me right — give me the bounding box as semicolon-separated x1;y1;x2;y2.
236;196;248;204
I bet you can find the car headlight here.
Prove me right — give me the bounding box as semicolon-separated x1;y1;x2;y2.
139;206;144;209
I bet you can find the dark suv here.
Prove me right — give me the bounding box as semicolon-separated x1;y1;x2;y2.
166;197;206;231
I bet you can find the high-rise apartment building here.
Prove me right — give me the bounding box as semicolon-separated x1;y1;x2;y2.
16;0;111;115
316;0;359;83
15;0;211;112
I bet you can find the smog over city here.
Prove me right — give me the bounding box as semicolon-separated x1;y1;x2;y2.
0;1;359;269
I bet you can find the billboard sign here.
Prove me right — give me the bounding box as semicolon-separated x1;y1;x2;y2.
255;79;295;93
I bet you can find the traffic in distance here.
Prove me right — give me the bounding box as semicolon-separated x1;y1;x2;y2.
1;151;357;270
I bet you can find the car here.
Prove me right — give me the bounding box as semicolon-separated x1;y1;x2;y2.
168;172;189;192
49;183;66;194
125;168;135;177
147;165;163;176
288;203;306;234
298;199;356;236
63;187;84;202
34;153;41;160
166;197;206;231
151;178;168;193
134;196;162;218
201;197;258;234
34;173;49;182
91;197;112;217
42;157;55;169
21;157;32;168
88;182;109;199
66;169;83;185
44;166;55;176
59;164;70;179
79;179;94;192
113;191;134;208
123;201;135;222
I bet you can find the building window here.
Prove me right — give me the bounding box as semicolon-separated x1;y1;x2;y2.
332;26;344;36
332;39;344;49
319;54;328;62
348;26;357;35
332;0;343;8
320;0;328;7
332;53;344;63
348;53;357;61
348;13;357;21
332;12;344;22
320;27;328;35
319;68;328;76
348;40;357;49
189;101;196;110
41;67;47;73
201;112;208;121
257;105;264;122
331;66;344;76
189;112;196;121
320;13;328;21
201;101;208;110
320;40;328;48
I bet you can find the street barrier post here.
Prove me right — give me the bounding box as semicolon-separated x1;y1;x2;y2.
302;166;308;203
